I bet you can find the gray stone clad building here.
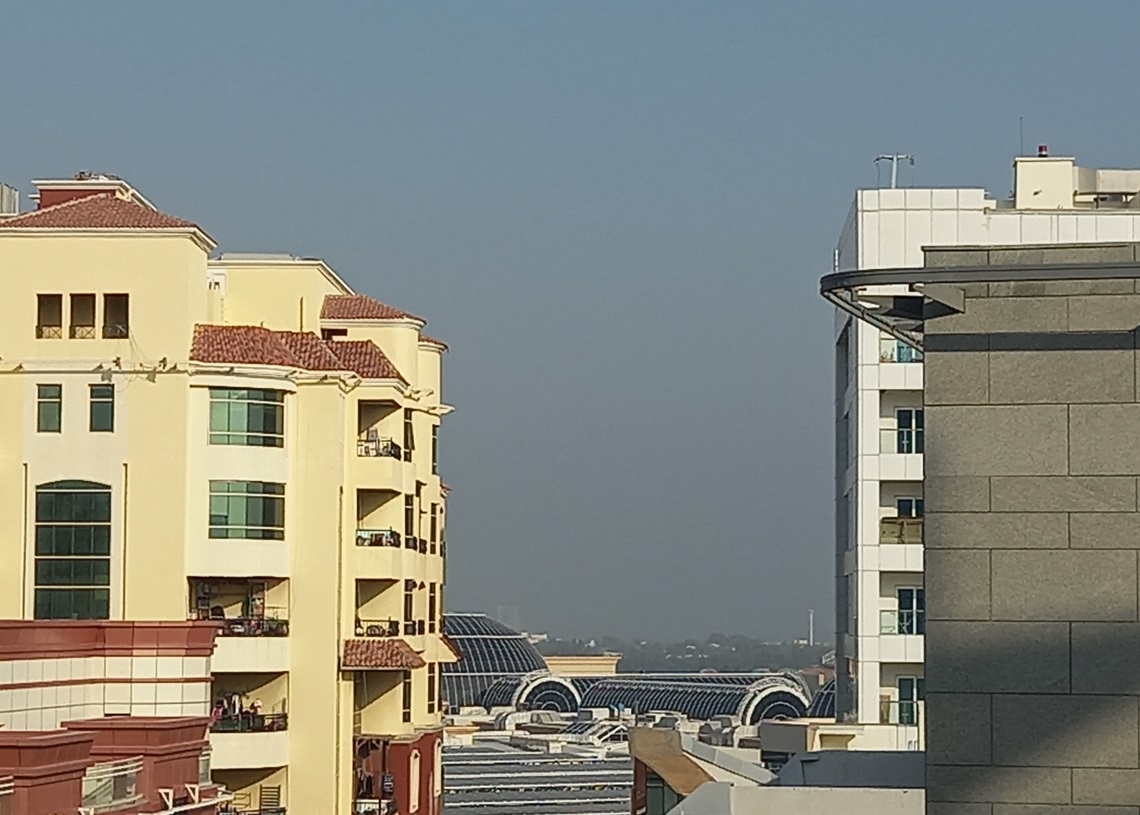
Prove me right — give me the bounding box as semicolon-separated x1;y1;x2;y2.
822;243;1140;812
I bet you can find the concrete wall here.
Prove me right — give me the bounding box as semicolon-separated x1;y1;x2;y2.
922;243;1140;811
671;781;923;815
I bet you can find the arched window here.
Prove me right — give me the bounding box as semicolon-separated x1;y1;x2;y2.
408;749;421;813
34;480;112;619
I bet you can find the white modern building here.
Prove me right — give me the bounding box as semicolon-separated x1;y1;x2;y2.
832;150;1140;728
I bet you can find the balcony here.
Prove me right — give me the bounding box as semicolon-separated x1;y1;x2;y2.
357;529;401;548
82;757;144;813
211;713;288;733
879;338;924;364
879;699;924;728
879;517;923;545
355;618;400;638
355;800;397;815
880;609;925;636
210;729;289;770
358;437;401;459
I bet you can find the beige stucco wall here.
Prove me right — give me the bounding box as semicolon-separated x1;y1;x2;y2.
0;223;448;814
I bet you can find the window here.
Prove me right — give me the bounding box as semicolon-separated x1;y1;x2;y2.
897;676;925;726
896;497;924;517
896;341;923;363
429;504;438;553
403;409;415;462
897;587;925;635
404;579;415;633
70;294;96;338
427;664;437;713
431;425;438;474
36;294;63;338
34;480;112;620
89;385;115;432
896;408;924;454
404;495;415;540
102;294;129;338
402;674;413;724
209;481;285;539
209;389;285;447
37;385;62;433
428;584;437;633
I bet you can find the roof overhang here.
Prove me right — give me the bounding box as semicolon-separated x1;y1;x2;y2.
820;259;1140;350
0;226;216;252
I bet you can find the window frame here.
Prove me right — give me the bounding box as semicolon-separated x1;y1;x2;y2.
431;425;438;474
89;384;115;432
402;673;413;723
34;480;112;620
208;388;286;448
896;496;924;518
208;480;286;540
403;409;415;462
37;384;62;433
895;408;924;454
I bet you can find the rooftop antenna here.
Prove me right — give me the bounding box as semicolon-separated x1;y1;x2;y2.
874;153;915;189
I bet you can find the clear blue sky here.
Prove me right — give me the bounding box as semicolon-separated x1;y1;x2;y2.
5;2;1139;640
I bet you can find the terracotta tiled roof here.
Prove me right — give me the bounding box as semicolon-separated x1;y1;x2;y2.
342;638;426;670
190;325;297;367
278;331;343;371
419;334;449;351
0;193;201;231
328;340;407;383
321;294;423;322
190;325;407;383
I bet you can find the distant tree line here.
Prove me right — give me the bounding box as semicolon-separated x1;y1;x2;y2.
535;633;832;673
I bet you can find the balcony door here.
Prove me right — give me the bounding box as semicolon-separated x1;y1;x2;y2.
896;587;925;635
897;676;925;726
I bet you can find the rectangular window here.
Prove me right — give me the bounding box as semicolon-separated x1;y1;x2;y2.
896;408;924;454
431;425;438;474
897;587;925;635
896;497;924;518
428;584;437;633
403;409;415;462
429;504;438;554
70;294;96;338
208;481;285;539
89;385;114;432
209;388;285;447
36;294;63;338
37;385;62;433
427;663;437;713
102;294;129;338
897;676;925;726
404;495;415;539
402;673;413;723
34;481;112;620
404;579;415;633
896;341;923;363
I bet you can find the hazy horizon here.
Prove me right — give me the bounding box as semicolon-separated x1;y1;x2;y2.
6;2;1140;639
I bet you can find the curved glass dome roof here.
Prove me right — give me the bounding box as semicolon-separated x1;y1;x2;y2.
441;612;548;710
805;678;836;718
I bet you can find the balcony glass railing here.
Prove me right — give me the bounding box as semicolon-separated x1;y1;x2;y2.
354;800;397;815
356;529;401;548
879;517;923;545
355;618;400;637
357;437;401;459
82;757;143;812
879;338;924;363
879;609;926;636
211;713;288;733
880;699;923;726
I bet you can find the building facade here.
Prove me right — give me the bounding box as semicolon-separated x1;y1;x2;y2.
0;619;222;815
0;175;454;814
832;152;1140;728
822;242;1140;812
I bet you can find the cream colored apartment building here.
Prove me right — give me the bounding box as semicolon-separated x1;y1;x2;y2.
832;151;1140;736
0;174;454;815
